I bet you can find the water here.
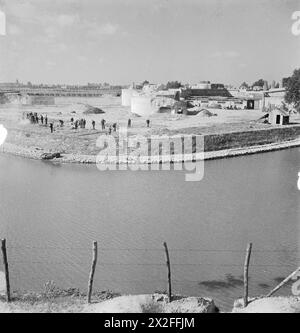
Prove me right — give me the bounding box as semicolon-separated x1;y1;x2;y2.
0;148;299;311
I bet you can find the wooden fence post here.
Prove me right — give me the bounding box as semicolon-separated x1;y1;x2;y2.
1;239;11;302
87;241;98;304
243;242;252;307
163;242;172;302
266;266;300;297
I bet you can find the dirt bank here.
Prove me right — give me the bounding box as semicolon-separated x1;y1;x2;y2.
232;296;300;313
0;290;217;313
1;290;299;313
2;129;300;165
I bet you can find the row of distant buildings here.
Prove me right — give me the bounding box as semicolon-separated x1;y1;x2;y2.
0;80;124;101
0;80;123;90
121;81;287;117
0;80;123;103
0;79;287;115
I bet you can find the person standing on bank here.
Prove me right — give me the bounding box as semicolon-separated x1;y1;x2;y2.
101;119;106;130
50;123;53;133
146;119;150;127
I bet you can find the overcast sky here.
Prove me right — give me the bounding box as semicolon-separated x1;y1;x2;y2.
0;0;299;86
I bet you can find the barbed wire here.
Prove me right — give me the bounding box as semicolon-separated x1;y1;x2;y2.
5;260;298;267
7;245;299;253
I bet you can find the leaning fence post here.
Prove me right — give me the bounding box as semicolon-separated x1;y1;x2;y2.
266;266;300;297
243;242;252;307
1;239;11;302
163;242;172;302
87;241;98;304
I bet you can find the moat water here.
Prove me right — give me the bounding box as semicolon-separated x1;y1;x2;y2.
0;148;299;311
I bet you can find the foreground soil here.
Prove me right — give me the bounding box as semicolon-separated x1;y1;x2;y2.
1;290;299;313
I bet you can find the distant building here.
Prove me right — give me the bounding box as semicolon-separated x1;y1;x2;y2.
181;82;232;99
191;81;211;89
211;83;225;90
252;85;263;91
268;108;290;125
29;95;55;105
262;88;286;109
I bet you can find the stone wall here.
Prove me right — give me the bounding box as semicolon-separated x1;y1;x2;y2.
204;125;300;152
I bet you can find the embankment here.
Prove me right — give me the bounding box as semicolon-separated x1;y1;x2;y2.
1;125;300;163
204;125;300;152
203;125;300;160
0;291;218;313
232;296;300;313
1;291;299;313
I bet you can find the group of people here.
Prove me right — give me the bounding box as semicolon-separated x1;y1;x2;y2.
24;112;151;135
100;119;118;134
71;118;86;130
25;112;55;132
26;112;48;126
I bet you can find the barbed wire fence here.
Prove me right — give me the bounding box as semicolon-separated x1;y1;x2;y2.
1;238;299;308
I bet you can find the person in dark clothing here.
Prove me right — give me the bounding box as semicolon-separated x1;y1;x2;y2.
71;117;74;123
83;119;86;129
101;119;106;130
128;118;131;128
75;120;78;129
50;123;53;133
45;115;48;125
112;123;117;132
41;115;44;125
146;119;150;127
92;120;95;130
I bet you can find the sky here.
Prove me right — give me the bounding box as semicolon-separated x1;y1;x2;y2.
0;0;299;86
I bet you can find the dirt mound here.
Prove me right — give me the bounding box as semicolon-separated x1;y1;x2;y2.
196;109;217;117
84;294;217;313
187;106;202;115
233;296;300;313
158;106;172;113
69;103;105;114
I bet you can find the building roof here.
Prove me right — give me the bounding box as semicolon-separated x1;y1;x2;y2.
181;88;232;98
269;107;289;116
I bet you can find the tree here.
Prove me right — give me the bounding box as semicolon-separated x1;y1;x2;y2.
252;79;265;87
165;81;182;89
263;81;269;90
271;80;276;89
240;82;249;89
282;77;290;87
284;68;300;112
142;80;149;86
